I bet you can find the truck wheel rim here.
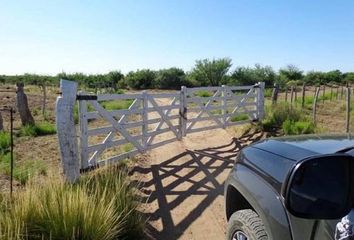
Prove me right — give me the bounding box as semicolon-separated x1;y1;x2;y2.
233;230;248;240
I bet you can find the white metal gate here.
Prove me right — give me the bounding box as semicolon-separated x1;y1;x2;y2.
76;83;264;170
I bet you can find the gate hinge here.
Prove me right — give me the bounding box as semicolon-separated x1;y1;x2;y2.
76;95;98;100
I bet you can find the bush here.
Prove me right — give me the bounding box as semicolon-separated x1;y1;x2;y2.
19;122;56;137
101;99;133;111
194;90;213;98
0;154;47;185
264;88;273;98
125;69;156;89
0;168;144;239
282;120;315;135
0;131;10;153
154;68;186;89
267;103;302;127
261;103;305;132
230;114;249;122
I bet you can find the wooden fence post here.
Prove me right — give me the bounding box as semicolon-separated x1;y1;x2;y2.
0;111;3;131
56;80;80;183
78;92;89;169
346;87;351;133
341;85;344;99
179;86;187;138
16;83;35;126
313;87;320;125
142;91;149;147
301;83;306;108
336;86;339;100
285;87;288;102
271;83;278;104
294;86;298;104
322;85;326;103
330;87;333;101
290;85;294;105
221;85;227;128
42;83;47;118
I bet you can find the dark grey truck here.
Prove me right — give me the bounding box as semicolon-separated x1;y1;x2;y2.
225;135;354;240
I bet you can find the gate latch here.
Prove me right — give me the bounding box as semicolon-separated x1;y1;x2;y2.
76;95;98;100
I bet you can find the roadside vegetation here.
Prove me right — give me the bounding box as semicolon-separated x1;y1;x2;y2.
0;167;145;240
19;122;56;137
261;103;315;135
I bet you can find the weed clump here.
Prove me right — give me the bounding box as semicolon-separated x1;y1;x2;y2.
19;122;56;137
0;167;145;239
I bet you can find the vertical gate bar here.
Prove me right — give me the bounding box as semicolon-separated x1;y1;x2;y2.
221;85;227;128
179;86;187;138
258;82;265;120
142;91;148;150
346;87;351;133
78;95;89;169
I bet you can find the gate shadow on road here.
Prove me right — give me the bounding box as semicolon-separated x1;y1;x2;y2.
131;129;264;240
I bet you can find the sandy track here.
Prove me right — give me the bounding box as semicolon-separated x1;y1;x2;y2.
132;125;265;240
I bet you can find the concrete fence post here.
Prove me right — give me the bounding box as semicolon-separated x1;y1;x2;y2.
56;79;80;183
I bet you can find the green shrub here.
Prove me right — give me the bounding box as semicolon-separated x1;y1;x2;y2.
194;90;213;98
0;168;144;239
0;154;47;185
35;122;57;135
153;68;186;89
264;88;273;98
0;131;10;153
19;124;37;137
19;122;56;137
268;103;302;126
122;143;134;152
282;120;315;135
101;99;133;111
261;103;305;132
115;89;125;94
125;69;156;89
230;114;249;122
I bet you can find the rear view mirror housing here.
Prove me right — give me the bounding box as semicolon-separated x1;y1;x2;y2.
283;154;353;219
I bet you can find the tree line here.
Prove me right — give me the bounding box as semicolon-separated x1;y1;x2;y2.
1;58;354;90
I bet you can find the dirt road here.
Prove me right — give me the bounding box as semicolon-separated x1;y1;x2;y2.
133;125;265;240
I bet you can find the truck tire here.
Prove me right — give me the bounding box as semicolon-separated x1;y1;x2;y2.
226;209;268;240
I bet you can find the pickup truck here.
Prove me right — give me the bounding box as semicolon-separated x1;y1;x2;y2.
224;135;354;240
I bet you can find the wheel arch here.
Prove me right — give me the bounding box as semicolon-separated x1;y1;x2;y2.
225;166;293;240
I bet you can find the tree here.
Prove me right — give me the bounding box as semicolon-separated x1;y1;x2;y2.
124;69;156;89
106;71;124;91
189;58;232;86
230;64;276;87
279;65;303;82
324;70;343;84
154;68;186;89
343;72;354;84
304;71;326;85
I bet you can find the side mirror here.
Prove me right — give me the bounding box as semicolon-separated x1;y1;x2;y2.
284;154;353;219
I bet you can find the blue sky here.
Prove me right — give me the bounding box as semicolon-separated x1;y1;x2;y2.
1;0;354;75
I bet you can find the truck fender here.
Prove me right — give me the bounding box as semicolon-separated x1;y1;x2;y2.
226;165;292;240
